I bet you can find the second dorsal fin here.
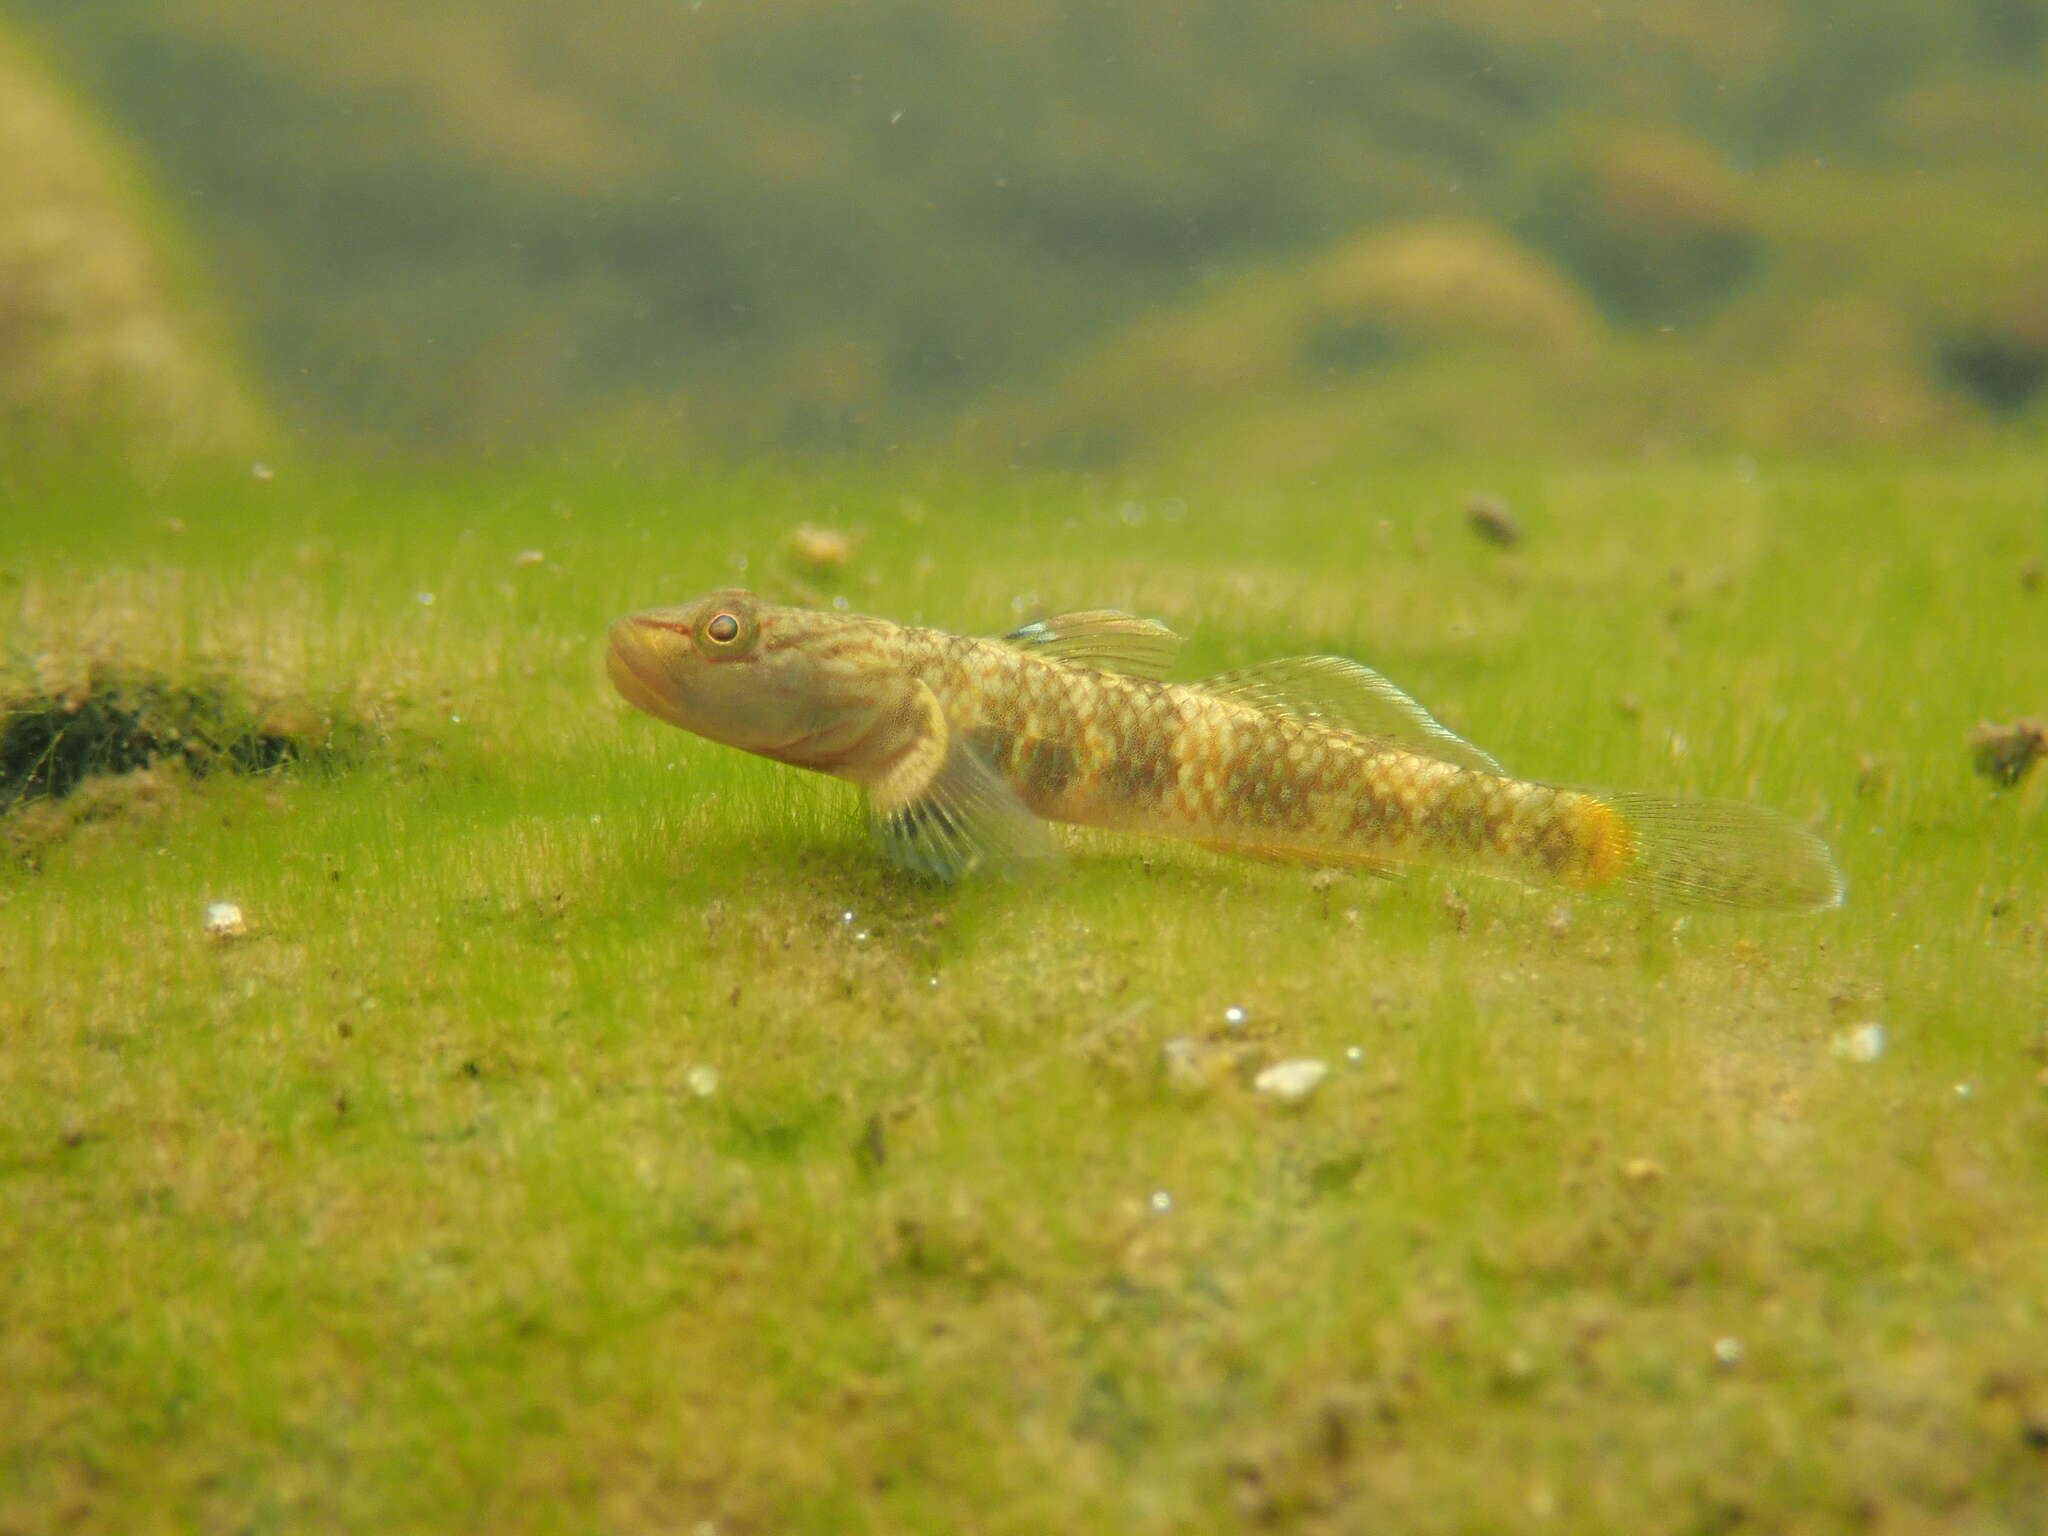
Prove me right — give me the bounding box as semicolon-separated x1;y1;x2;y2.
1197;656;1505;775
999;610;1184;679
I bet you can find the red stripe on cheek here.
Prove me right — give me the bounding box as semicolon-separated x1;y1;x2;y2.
636;617;693;637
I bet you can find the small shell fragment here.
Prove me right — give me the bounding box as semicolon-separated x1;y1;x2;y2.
204;900;247;938
784;524;856;570
1160;1036;1241;1094
1161;1037;1208;1091
1253;1058;1329;1103
1830;1022;1886;1063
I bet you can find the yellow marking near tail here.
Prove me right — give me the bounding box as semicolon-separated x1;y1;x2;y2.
1574;799;1636;891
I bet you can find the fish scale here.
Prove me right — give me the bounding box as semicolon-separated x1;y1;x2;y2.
607;590;1843;912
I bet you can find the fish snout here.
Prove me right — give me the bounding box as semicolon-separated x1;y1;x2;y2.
606;612;693;725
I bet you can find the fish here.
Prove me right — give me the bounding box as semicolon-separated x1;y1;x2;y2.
606;590;1843;911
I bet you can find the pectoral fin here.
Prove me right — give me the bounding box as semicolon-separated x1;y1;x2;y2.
867;683;1060;882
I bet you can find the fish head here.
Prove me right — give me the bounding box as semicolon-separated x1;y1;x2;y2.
607;589;897;768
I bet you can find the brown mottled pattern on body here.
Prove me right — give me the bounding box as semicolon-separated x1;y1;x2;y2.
897;626;1620;887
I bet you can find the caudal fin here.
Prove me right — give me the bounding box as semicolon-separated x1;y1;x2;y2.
1599;792;1844;912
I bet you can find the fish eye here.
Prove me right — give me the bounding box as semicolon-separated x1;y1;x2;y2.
705;612;741;645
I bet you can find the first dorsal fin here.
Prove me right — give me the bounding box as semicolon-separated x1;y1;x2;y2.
999;610;1183;679
1198;656;1506;775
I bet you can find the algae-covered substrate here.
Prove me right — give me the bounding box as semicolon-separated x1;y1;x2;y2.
2;460;2045;1534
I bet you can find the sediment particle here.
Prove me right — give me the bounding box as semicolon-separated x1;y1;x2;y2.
1970;718;2045;787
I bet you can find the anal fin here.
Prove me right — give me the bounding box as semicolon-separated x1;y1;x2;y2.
1190;837;1403;879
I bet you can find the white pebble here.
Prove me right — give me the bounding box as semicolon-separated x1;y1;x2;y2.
1148;1190;1173;1213
1830;1022;1886;1063
1223;1005;1247;1027
685;1065;719;1098
203;900;247;938
1253;1058;1329;1103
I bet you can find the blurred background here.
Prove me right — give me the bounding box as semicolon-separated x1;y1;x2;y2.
5;0;2047;476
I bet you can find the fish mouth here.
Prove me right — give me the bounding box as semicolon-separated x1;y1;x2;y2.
606;614;692;727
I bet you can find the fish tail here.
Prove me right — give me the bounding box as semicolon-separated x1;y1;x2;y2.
1583;790;1844;912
